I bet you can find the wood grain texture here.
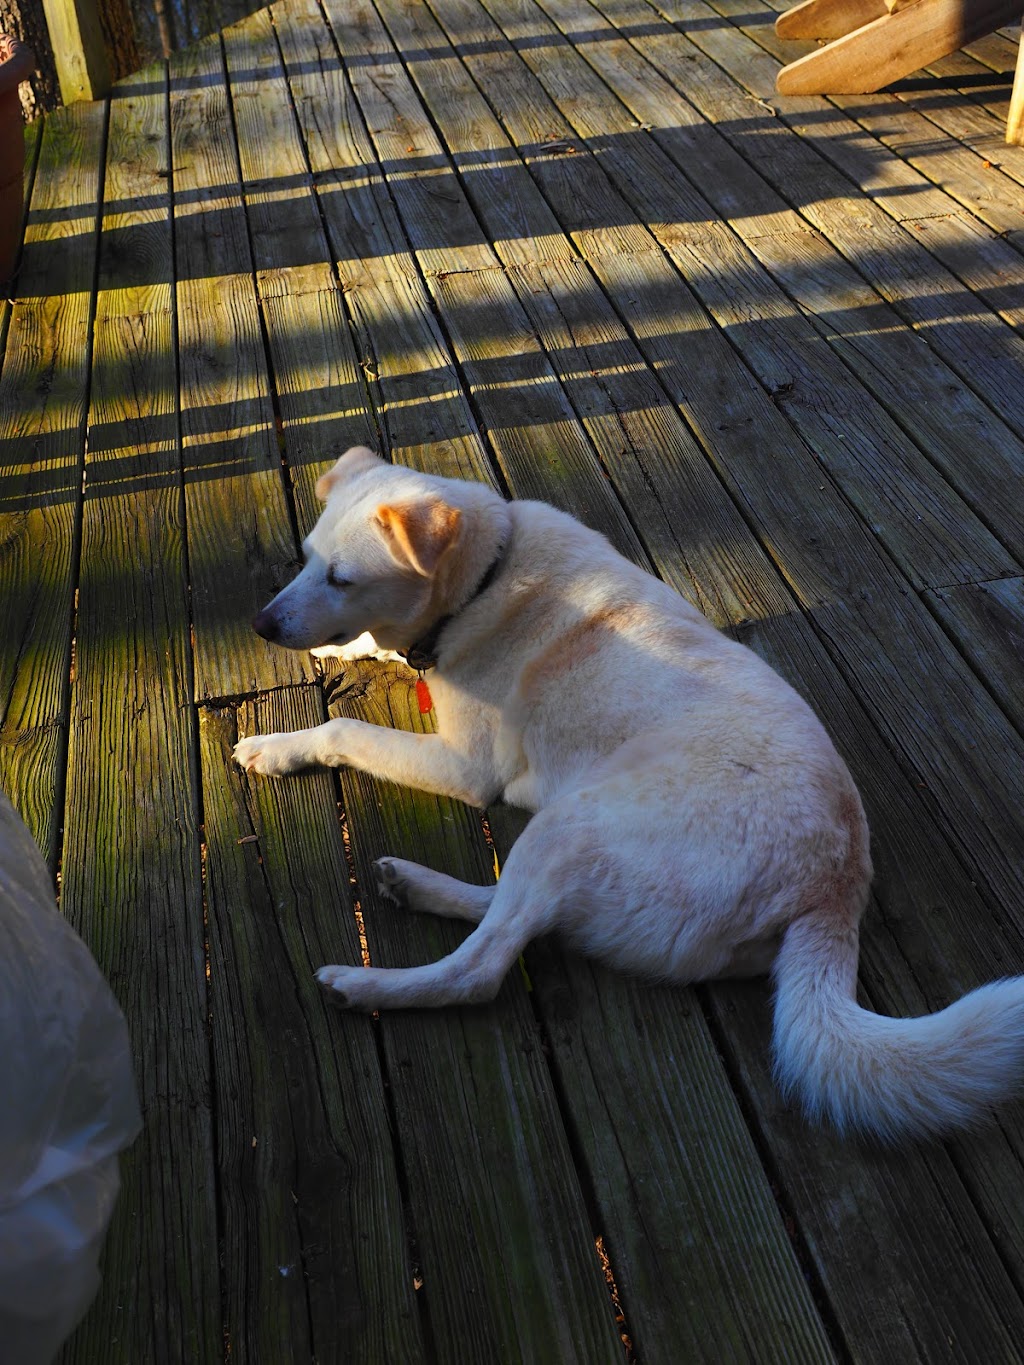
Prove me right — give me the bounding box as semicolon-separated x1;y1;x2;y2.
10;0;1024;1358
372;0;580;269
201;691;426;1365
222;9;336;298
221;5;380;532
775;0;887;40
322;0;499;279
59;304;220;1365
487;806;839;1365
170;35;311;699
330;664;626;1364
261;287;378;532
16;97;105;301
271;0;424;290
566;0;1024;570
653;0;1024;437
458;0;1011;587
0;99;103;855
96;63;174;319
52;69;216;1362
925;576;1024;733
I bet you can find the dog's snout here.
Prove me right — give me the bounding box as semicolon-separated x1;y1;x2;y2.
252;607;280;641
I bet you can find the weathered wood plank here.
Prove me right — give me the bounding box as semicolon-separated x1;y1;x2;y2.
261;286;378;530
220;6;379;528
322;0;498;279
561;0;1024;567
341;270;493;476
370;0;580;270
169;35;311;699
507;257;794;626
96;64;174;320
329;665;626;1363
15;98;104;302
926;576;1024;735
0;102;104;858
764;0;1024;225
0;296;88;857
201;691;427;1365
650;0;1024;437
222;9;337;298
308;8;895;1354
909;47;1024;161
273;0;496;477
323;0;650;557
416;4;1024;1352
270;0;423;291
709;978;1024;1363
58;303;220;1365
921;47;1018;144
56;68;221;1360
434;0;1019;589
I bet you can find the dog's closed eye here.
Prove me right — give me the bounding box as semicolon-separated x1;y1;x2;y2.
326;565;353;589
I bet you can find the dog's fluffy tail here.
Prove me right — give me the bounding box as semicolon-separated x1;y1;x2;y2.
771;914;1024;1141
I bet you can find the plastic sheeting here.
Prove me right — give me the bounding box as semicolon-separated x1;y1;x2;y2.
0;792;141;1364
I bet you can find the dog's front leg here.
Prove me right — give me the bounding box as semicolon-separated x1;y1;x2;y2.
234;718;497;807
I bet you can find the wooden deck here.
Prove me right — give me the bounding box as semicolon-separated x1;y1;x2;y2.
4;0;1024;1359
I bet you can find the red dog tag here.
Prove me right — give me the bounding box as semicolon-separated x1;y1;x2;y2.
416;677;433;714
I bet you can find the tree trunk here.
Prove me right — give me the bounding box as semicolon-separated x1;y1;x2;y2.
0;0;57;117
97;0;140;81
0;0;140;115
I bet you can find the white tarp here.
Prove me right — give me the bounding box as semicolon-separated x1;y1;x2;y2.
0;791;141;1364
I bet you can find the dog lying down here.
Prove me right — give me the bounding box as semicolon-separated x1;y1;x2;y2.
235;446;1024;1142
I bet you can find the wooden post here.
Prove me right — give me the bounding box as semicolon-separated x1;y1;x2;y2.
40;0;110;102
1008;21;1024;146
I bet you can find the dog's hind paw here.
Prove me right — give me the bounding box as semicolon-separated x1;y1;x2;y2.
233;733;305;777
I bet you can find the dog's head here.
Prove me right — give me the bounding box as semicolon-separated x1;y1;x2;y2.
252;447;465;652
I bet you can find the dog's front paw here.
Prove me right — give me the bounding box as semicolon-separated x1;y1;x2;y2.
373;857;409;907
317;963;375;1010
233;733;307;777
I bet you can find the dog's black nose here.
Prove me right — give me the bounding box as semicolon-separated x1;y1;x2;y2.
252;608;279;641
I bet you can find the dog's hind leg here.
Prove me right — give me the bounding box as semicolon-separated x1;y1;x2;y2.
319;816;567;1010
317;888;533;1010
373;857;496;923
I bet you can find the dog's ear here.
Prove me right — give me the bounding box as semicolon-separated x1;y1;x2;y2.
315;446;382;501
374;499;462;577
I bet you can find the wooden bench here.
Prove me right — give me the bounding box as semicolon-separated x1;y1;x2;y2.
775;0;1024;147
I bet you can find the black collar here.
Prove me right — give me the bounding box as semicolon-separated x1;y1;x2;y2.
399;544;506;673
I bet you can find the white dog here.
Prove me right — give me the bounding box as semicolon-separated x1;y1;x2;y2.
235;446;1024;1141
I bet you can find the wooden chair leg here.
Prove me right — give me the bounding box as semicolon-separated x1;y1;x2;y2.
776;0;1023;96
1008;20;1024;145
